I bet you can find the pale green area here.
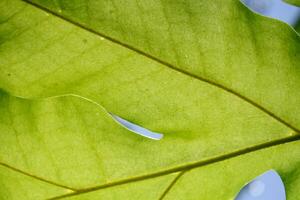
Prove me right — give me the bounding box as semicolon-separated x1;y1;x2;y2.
285;0;300;6
64;174;177;200
0;165;70;200
163;141;300;200
0;0;299;199
62;141;300;200
26;0;300;130
0;88;293;189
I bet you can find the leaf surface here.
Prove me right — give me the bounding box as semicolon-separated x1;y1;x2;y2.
0;0;300;199
285;0;300;6
296;20;300;33
0;164;70;200
59;141;300;200
22;0;300;131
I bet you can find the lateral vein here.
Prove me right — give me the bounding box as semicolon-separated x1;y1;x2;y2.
0;162;78;191
47;134;300;200
21;0;300;134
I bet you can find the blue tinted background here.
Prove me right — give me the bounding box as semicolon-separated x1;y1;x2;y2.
242;0;300;26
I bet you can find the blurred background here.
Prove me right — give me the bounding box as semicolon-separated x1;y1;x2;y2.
242;0;300;30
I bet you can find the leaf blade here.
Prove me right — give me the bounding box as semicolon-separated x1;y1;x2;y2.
0;0;300;199
23;0;300;130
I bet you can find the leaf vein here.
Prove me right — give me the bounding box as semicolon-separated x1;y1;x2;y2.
21;0;300;133
47;134;300;200
0;162;77;191
158;171;186;200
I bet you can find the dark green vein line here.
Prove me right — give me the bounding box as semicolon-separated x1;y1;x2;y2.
0;5;25;25
0;162;77;191
47;135;300;200
21;0;300;134
158;171;186;200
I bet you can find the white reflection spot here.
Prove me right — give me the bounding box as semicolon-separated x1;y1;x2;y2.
235;170;286;200
111;114;163;140
249;180;265;197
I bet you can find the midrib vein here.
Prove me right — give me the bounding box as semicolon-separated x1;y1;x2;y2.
21;0;300;134
47;134;300;200
0;162;77;191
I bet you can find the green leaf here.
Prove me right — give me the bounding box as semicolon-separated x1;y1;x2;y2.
2;0;300;132
58;141;300;200
0;0;299;199
0;163;70;199
284;0;300;6
296;20;300;33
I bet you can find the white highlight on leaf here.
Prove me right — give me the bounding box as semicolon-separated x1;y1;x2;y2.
111;114;163;140
248;180;265;197
235;170;286;200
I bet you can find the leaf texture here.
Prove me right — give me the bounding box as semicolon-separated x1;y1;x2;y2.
56;141;300;200
0;0;299;199
23;0;300;131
